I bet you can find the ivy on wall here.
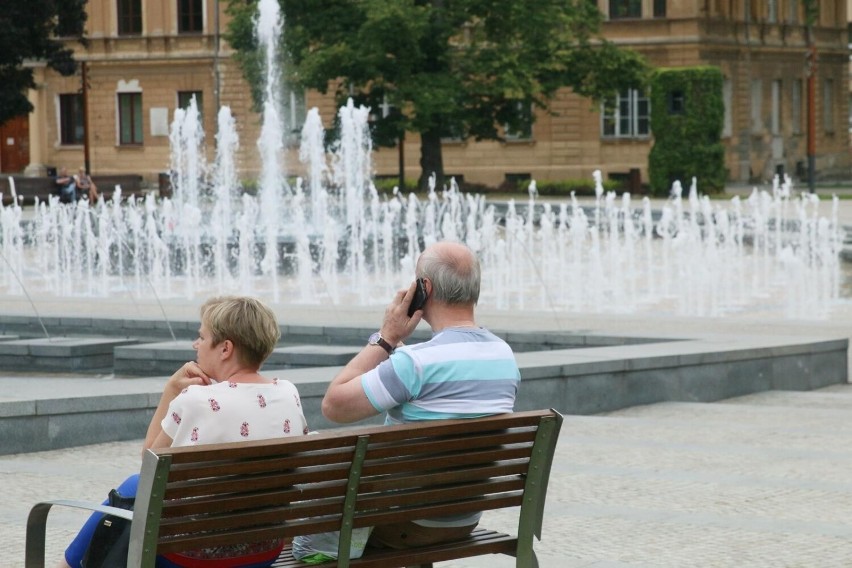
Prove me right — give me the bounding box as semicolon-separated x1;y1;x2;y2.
648;67;726;195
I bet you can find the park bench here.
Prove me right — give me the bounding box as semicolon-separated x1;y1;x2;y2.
0;174;147;206
26;408;563;568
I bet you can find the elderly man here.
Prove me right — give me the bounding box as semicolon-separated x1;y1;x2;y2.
322;241;520;549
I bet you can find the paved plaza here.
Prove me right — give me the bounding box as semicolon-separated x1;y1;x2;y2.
2;188;852;566
5;384;852;567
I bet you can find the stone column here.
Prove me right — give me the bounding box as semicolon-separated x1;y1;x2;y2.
23;64;48;177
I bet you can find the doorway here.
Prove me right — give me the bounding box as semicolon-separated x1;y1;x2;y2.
0;115;30;173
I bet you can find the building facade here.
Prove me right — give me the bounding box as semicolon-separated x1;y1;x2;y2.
6;0;850;189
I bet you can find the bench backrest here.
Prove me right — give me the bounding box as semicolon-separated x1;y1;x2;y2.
129;409;563;566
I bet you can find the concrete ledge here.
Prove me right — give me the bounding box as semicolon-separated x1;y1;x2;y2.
0;337;138;372
0;332;846;455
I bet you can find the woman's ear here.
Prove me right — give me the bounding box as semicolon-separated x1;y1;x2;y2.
220;339;235;360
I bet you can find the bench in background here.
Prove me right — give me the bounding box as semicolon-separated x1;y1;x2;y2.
26;409;563;568
0;175;146;206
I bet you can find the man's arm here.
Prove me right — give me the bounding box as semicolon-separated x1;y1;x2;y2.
322;282;422;423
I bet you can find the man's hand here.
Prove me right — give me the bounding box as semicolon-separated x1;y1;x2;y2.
322;282;423;424
380;281;424;346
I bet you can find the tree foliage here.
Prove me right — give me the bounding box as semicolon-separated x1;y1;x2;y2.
227;0;648;189
0;0;87;125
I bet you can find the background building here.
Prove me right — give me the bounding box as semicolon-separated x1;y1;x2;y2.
2;0;849;190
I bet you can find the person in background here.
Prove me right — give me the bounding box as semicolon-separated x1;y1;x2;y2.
54;167;76;203
61;295;308;568
74;167;98;202
322;241;520;549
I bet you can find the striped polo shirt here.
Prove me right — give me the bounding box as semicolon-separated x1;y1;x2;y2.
361;327;520;425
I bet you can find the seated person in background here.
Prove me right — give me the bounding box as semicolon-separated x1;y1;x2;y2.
54;167;76;203
322;241;520;549
61;295;309;568
74;167;98;202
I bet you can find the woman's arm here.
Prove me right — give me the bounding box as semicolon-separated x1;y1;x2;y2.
143;361;211;453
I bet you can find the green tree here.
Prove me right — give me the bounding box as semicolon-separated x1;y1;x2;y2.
0;0;88;125
227;0;648;189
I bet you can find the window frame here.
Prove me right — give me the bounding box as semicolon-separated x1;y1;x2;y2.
601;89;650;139
118;92;144;145
823;78;835;133
283;89;307;142
791;79;802;135
177;90;203;118
177;0;204;34
609;0;642;20
771;79;782;135
504;101;534;141
59;93;85;146
117;0;142;35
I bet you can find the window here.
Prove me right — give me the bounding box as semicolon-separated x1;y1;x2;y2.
767;0;777;23
750;79;762;133
601;89;650;138
771;80;781;135
609;0;641;19
178;91;203;118
787;0;798;23
823;78;835;133
117;0;142;35
722;79;732;137
505;102;533;140
59;94;84;145
667;90;685;115
791;79;802;135
653;0;666;18
284;89;306;140
118;92;143;144
178;0;203;33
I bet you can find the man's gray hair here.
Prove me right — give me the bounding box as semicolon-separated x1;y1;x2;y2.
417;243;481;305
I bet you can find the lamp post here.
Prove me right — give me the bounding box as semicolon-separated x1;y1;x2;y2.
81;60;91;175
806;42;816;194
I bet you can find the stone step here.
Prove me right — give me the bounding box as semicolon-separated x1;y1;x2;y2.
113;341;361;376
0;337;138;372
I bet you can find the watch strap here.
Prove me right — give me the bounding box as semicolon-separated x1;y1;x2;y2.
369;332;394;355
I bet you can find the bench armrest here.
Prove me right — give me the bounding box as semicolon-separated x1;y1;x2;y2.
25;499;134;568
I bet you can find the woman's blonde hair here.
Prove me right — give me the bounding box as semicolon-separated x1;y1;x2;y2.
200;296;280;368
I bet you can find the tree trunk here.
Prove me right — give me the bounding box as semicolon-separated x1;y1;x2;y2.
418;129;445;191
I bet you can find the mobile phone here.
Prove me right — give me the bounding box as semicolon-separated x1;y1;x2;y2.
407;278;428;317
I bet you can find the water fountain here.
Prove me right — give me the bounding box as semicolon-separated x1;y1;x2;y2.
0;0;846;321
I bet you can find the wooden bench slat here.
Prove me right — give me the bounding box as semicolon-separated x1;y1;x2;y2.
167;447;359;481
357;460;529;493
359;444;533;477
164;465;351;499
160;482;347;518
355;478;527;511
361;428;537;460
353;492;524;527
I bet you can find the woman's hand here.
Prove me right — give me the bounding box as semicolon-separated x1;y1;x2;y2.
164;361;213;395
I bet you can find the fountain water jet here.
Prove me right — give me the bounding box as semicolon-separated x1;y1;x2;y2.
0;0;845;321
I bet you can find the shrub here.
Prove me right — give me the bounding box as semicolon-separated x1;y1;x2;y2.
648;67;726;196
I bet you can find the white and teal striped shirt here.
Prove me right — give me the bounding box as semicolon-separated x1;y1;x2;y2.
361;326;519;425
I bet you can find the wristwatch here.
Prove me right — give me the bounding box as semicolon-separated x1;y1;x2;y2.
368;331;394;355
